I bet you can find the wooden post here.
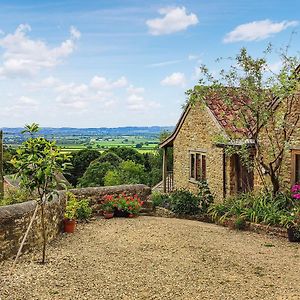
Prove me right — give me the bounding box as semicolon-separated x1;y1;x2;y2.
162;147;167;193
0;130;3;200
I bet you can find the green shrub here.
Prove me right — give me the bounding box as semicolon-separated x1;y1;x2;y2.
78;161;113;187
208;202;228;221
0;188;31;206
64;192;78;220
151;192;171;208
64;192;92;220
234;216;247;230
77;199;92;220
208;191;293;227
197;180;214;213
170;189;200;215
104;160;146;186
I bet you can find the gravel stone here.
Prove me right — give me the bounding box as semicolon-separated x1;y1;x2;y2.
0;217;299;300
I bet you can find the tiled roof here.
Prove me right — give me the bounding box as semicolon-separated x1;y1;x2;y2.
204;92;255;137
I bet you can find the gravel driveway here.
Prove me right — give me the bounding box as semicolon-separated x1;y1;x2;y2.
0;217;299;300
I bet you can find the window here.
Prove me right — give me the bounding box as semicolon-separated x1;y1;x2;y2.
292;150;300;184
190;151;206;181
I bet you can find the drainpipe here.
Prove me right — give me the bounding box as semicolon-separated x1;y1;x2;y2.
162;147;167;193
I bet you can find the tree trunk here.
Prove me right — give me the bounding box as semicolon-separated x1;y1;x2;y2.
270;173;280;196
41;202;47;264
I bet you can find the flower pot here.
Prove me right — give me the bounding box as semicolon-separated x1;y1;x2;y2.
64;219;76;233
103;212;114;219
287;227;300;242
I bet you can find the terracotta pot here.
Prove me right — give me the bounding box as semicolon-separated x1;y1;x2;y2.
104;212;114;219
287;227;300;242
64;219;76;233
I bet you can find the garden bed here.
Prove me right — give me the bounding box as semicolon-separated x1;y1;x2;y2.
152;207;289;240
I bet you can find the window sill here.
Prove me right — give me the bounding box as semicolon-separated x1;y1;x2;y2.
189;178;199;185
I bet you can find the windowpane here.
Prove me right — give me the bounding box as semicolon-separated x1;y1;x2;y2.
190;152;206;181
190;154;195;178
202;155;206;180
296;154;300;183
196;154;201;181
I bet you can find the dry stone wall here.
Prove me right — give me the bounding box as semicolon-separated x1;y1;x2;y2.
0;184;151;261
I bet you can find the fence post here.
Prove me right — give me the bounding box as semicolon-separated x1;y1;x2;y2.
0;130;3;199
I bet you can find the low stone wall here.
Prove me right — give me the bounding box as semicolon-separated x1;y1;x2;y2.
0;184;151;261
68;184;151;213
0;195;65;261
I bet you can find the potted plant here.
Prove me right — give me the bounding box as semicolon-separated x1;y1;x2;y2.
280;210;300;242
102;202;115;219
126;195;143;217
64;192;78;233
102;193;144;218
283;185;300;242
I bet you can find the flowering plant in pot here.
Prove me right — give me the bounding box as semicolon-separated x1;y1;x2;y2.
280;207;300;243
101;197;115;219
125;194;144;217
102;203;114;219
64;192;78;233
291;184;300;200
103;193;144;217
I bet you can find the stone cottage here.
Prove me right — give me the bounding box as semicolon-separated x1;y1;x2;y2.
160;67;300;202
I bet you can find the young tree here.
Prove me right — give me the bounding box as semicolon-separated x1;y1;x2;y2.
188;46;299;195
11;123;70;263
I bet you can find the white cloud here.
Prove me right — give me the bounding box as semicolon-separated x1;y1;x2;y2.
127;95;160;111
146;6;198;35
18;96;38;107
147;60;181;68
90;75;128;90
127;84;145;94
161;72;186;87
1;95;39;117
126;84;160;111
0;24;81;77
224;19;298;43
70;26;81;39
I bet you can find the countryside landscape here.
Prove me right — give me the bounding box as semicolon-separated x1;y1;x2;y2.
2;126;173;152
0;1;300;299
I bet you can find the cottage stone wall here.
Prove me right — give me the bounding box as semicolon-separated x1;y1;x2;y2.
0;184;151;261
173;103;226;202
254;93;300;191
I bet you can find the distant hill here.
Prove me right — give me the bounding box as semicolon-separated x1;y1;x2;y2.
1;126;174;136
1;126;174;145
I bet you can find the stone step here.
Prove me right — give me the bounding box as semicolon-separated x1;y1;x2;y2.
140;207;153;213
142;200;153;209
139;211;154;216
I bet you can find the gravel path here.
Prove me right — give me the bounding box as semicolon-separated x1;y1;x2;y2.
0;217;300;300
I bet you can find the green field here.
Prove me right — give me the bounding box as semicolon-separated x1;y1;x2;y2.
58;137;159;154
6;135;160;154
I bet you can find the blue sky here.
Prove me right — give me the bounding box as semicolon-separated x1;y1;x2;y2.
0;0;299;127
